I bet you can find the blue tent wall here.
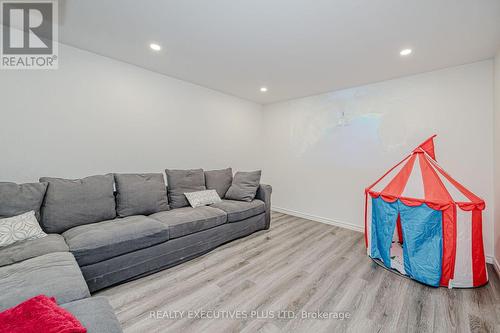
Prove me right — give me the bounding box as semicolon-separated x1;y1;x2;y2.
370;197;443;287
370;197;398;267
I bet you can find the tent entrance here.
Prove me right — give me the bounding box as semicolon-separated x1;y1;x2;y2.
390;241;406;275
390;215;406;274
370;197;443;287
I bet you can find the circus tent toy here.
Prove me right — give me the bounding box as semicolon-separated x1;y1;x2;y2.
364;135;487;288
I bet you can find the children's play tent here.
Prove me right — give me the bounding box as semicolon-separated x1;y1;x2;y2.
364;135;487;288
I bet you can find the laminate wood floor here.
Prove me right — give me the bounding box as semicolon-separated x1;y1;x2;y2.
97;212;500;333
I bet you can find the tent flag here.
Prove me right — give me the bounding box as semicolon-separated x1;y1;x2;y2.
416;134;437;160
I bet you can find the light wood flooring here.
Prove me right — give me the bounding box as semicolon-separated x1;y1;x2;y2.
98;212;500;333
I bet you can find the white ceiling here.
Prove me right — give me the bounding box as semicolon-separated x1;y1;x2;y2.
57;0;500;104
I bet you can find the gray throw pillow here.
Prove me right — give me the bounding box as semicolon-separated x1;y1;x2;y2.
225;170;262;202
204;168;233;198
39;174;116;233
0;182;48;220
114;173;169;217
166;169;206;209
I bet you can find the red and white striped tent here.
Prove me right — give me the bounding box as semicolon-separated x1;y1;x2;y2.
365;135;487;288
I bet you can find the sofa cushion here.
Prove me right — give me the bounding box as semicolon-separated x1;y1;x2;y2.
0;234;68;267
149;206;227;239
205;168;233;198
0;252;90;311
225;170;261;202
114;173;169;217
81;213;266;292
166;169;206;208
210;199;265;222
63;215;170;266
39;175;116;233
0;182;48;220
62;297;123;333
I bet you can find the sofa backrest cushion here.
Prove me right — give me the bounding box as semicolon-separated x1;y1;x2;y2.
225;170;262;202
114;173;169;217
165;169;206;209
0;182;48;220
204;168;233;198
39;174;116;233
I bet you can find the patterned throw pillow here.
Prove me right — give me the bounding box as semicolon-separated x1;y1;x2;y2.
184;190;222;208
0;211;47;247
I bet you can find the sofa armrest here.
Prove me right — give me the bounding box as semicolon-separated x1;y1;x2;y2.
255;184;272;229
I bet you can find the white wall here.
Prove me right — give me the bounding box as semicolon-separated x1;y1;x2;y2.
262;61;495;259
494;50;500;270
0;44;263;183
0;42;496;261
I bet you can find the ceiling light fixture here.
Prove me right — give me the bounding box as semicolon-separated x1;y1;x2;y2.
260;87;268;92
150;43;161;51
400;48;412;56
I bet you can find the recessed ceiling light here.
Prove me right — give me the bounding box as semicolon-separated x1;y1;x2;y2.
400;48;412;56
150;43;161;51
260;87;268;92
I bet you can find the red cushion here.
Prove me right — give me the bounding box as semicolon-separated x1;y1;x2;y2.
0;295;86;333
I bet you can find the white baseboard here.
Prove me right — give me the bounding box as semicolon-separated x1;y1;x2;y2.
272;206;364;233
273;206;497;267
494;257;500;277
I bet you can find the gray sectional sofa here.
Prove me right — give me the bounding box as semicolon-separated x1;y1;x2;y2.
0;245;122;332
0;168;271;332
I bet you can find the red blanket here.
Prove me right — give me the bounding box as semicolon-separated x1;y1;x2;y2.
0;295;86;333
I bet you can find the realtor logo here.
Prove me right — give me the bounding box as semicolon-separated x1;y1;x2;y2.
1;0;58;69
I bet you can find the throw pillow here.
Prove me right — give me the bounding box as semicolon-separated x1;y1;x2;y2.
185;190;222;208
0;182;48;220
0;211;47;248
0;294;86;333
166;169;206;208
114;173;169;217
225;170;262;202
204;168;233;198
